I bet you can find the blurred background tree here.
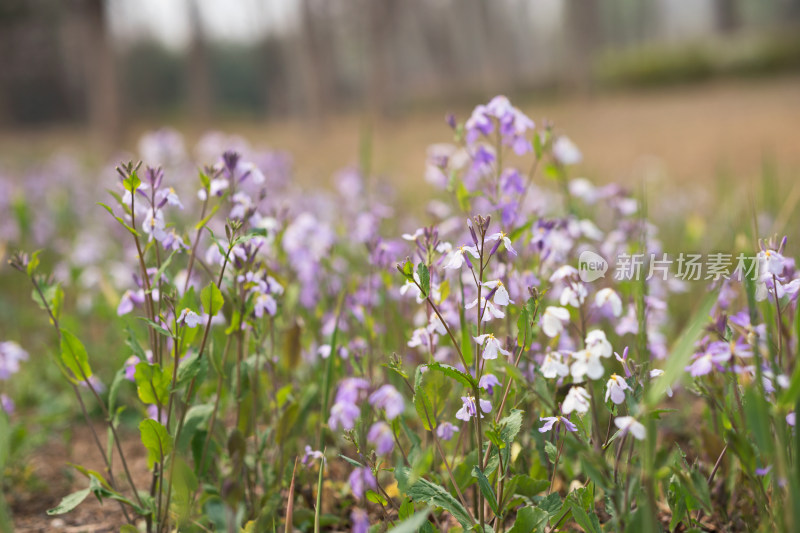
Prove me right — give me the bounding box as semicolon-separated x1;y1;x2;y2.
0;0;799;144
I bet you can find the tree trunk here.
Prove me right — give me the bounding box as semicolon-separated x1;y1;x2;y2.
83;0;120;145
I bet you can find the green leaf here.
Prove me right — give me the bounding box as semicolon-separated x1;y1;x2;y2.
425;362;476;388
366;489;387;506
123;171;141;193
47;488;91;515
195;202;222;230
97;202;139;236
176;353;207;386
387;508;432;533
201;282;225;316
139;419;173;469
417;263;431;298
134;362;170;406
107;367;128;414
569;502;601;533
27;249;41;275
136;317;174;338
544;441;558;464
456;181;471;212
536;492;562;517
507;506;548;533
499;409;524;445
406;477;473;528
472;466;499;515
646;290;717;405
338;454;365;468
413;366;435;431
60;329;93;382
513;475;549;498
176;404;213;452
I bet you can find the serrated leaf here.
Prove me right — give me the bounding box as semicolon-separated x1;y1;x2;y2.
569;502;601;533
507;506;548;533
499;409;524;445
387;508;432;533
139;419;173;469
406;477;473;528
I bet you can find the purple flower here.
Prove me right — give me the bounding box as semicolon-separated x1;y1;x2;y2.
1;394;14;414
369;385;404;420
329;401;360;431
787;412;796;427
0;341;28;380
351;508;370;533
436;421;460;441
302;445;325;466
147;404;167;425
117;289;145;316
456;395;491;421
367;422;394;455
349;467;377;499
755;465;772;476
335;378;370;404
538;416;577;433
479;374;501;395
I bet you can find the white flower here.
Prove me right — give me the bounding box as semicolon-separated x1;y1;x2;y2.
585;330;612;358
540;351;570;379
178;308;202;328
483;280;514;306
407;327;430;348
594;288;622;317
605;374;629;404
570;349;605;382
559;282;587;307
614;416;646;440
569;178;598;204
553;136;582;166
402;228;424;241
549;265;578;283
649;369;672;397
443;245;479;270
427;314;447;336
474;333;511;360
486;231;517;256
156;187;183;209
466;297;505;322
562;386;590;414
542;306;570;338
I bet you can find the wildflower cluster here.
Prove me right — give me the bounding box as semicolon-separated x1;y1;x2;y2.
1;97;799;533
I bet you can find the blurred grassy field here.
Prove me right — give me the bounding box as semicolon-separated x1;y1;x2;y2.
1;74;798;251
2;75;799;191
